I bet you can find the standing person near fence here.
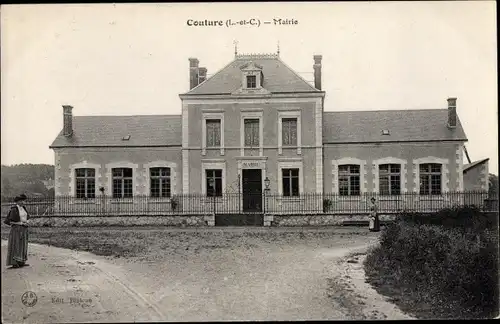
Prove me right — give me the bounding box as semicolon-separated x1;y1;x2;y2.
4;194;30;268
369;197;380;232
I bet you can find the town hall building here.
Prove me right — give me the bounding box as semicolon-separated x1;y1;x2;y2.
49;51;489;221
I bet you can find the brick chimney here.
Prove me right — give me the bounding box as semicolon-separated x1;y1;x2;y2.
63;105;73;137
313;55;322;90
189;58;200;90
198;67;207;84
447;97;457;128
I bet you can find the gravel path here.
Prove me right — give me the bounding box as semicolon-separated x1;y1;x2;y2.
1;228;410;322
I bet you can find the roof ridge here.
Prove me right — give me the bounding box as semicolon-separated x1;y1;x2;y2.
463;158;490;171
235;53;279;60
276;56;320;92
74;114;181;118
469;157;490;164
324;108;447;113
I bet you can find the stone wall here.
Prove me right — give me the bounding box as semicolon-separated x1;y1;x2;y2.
0;213;397;228
464;161;489;192
1;214;212;228
269;213;396;227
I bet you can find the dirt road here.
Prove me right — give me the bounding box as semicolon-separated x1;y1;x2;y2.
1;241;165;323
1;228;410;322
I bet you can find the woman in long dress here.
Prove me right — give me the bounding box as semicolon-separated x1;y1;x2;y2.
369;197;380;232
4;194;30;268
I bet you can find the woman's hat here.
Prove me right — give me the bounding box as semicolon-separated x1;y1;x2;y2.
14;194;28;202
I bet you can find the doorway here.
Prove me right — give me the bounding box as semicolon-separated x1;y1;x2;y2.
242;169;262;213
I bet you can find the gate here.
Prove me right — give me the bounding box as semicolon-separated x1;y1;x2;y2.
215;169;264;226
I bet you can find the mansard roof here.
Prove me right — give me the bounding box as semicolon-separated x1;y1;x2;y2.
49;115;181;148
323;109;468;144
184;53;321;95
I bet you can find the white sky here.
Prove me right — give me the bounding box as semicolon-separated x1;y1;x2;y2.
1;2;497;174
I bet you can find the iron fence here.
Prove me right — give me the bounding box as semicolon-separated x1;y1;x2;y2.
1;191;497;217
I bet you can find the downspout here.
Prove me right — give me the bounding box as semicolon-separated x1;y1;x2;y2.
463;145;472;164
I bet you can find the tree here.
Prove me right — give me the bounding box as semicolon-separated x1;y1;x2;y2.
1;164;55;198
489;174;498;198
27;180;49;197
2;177;13;197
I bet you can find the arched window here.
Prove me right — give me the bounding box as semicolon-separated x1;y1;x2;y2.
419;163;442;195
150;167;171;198
112;168;133;198
379;164;401;195
75;168;95;198
339;164;360;196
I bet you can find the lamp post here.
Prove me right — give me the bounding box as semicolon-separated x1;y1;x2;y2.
264;177;270;191
264;176;270;214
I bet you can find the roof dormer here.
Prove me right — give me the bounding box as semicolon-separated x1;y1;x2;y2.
231;60;271;95
240;61;263;90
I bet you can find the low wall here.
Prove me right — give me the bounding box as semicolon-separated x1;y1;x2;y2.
269;214;396;227
1;214;213;228
0;213;399;228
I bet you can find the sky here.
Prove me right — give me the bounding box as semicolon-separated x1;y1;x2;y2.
1;2;497;174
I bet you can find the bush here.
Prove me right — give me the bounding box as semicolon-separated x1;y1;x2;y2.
365;206;499;319
323;199;333;212
171;197;179;211
396;205;496;232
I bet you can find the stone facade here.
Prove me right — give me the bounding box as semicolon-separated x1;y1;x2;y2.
183;96;323;195
323;142;461;193
54;147;182;197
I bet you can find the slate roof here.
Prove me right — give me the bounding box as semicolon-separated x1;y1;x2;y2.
323;109;468;143
51;108;468;148
463;158;489;172
49;115;182;148
184;54;320;95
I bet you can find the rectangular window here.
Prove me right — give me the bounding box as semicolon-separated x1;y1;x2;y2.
112;168;133;198
75;168;95;198
338;165;360;196
206;169;222;197
282;168;299;197
150;167;171;198
246;75;256;88
282;118;298;146
419;163;442;195
244;119;259;147
379;164;401;195
206;119;221;147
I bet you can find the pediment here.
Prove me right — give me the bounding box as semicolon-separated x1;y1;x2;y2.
240;61;263;71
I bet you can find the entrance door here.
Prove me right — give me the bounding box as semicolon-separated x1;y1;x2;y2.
242;169;262;212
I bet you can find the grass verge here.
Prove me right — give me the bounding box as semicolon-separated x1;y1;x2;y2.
1;226;375;259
